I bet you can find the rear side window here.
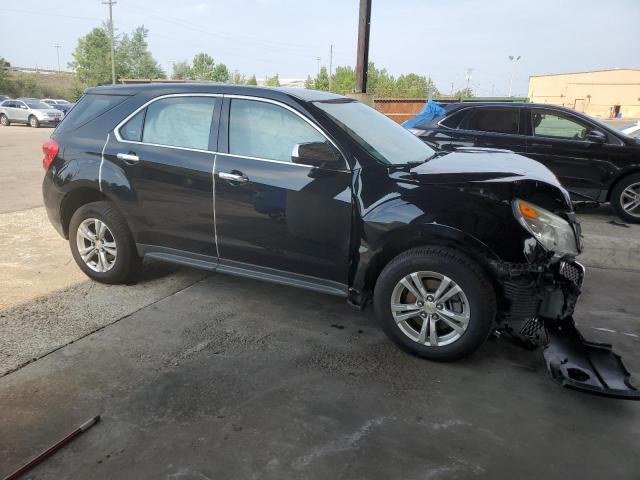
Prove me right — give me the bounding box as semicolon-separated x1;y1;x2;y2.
463;108;520;134
56;94;128;133
141;97;217;150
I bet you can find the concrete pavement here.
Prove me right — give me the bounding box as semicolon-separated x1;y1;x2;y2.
1;267;639;479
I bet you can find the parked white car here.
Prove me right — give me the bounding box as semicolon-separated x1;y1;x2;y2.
0;99;64;127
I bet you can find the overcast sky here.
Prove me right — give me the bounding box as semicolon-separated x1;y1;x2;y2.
1;0;638;95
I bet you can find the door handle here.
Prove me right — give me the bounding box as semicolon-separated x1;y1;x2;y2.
218;171;248;183
117;152;140;164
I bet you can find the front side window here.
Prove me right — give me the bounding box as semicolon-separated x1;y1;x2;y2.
229;99;327;163
464;108;520;134
142;97;217;150
531;110;588;140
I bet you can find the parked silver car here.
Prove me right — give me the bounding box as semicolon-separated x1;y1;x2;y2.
42;98;75;115
0;99;64;127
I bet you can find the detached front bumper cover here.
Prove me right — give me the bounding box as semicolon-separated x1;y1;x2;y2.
544;319;640;400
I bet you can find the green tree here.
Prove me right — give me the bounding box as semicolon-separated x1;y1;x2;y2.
119;26;164;79
314;66;330;91
454;87;474;98
329;66;355;94
367;63;395;97
246;74;258;86
171;61;192;80
230;70;245;84
69;26;117;85
265;74;280;87
394;73;439;98
212;63;230;83
191;53;216;81
304;75;314;89
0;57;12;93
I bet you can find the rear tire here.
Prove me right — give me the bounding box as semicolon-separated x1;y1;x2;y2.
29;115;40;128
0;114;9;126
373;247;496;362
611;173;640;224
69;201;142;284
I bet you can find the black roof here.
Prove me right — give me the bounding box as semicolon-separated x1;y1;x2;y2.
85;83;348;103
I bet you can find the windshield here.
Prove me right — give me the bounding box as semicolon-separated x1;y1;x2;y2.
314;100;436;165
26;101;53;109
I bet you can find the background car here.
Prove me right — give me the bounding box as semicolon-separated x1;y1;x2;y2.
0;99;64;127
42;98;74;115
407;102;640;223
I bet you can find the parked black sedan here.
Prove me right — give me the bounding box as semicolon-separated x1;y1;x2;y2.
407;102;640;223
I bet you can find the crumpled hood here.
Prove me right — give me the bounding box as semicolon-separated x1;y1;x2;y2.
409;148;562;186
387;148;573;213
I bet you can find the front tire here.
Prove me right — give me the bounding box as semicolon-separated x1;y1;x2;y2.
0;114;9;126
29;115;40;128
611;173;640;224
373;247;496;362
69;201;141;284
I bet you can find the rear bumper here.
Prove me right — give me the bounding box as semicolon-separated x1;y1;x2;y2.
42;171;66;238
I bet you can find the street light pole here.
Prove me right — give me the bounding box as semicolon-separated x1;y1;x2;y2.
508;55;521;97
53;43;62;73
102;0;117;85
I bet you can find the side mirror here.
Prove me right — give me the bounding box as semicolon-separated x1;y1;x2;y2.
585;130;606;143
292;141;342;169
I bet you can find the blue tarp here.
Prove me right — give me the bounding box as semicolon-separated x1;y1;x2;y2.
402;101;446;129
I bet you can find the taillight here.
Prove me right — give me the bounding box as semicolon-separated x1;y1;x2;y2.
42;138;59;170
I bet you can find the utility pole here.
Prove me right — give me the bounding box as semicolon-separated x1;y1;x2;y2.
355;0;372;93
465;68;473;93
450;82;454;96
53;43;62;73
102;0;117;85
316;56;321;76
508;55;521;97
328;44;334;92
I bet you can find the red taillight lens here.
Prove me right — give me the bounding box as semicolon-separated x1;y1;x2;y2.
42;138;59;171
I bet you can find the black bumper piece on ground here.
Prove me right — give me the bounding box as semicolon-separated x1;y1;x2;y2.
544;319;640;400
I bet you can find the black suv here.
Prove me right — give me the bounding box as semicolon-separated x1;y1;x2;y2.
408;102;640;223
42;84;638;398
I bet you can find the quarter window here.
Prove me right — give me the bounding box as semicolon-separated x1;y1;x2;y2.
464;108;520;134
120;109;146;142
229;99;327;163
531;110;588;140
140;96;217;150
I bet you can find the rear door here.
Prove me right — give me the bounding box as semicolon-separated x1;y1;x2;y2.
525;108;612;201
455;106;527;153
104;94;222;257
213;96;352;290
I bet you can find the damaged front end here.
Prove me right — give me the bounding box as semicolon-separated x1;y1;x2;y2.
496;257;640;400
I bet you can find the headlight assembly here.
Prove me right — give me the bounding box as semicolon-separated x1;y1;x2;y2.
512;199;579;257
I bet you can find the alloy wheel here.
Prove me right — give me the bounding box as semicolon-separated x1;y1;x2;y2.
75;218;117;272
390;271;470;347
620;182;640;218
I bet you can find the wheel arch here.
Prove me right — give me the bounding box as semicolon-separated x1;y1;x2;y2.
351;223;502;304
606;168;640;202
59;186;128;239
